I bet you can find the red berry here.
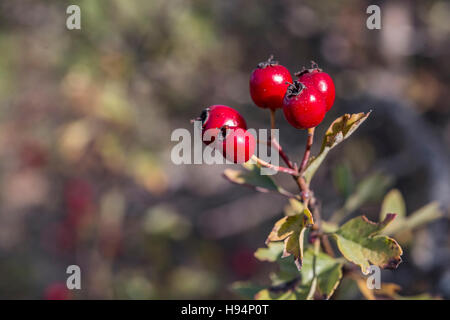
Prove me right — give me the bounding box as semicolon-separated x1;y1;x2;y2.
250;55;293;110
44;283;71;300
282;80;326;129
296;64;335;111
221;128;256;164
198;105;247;145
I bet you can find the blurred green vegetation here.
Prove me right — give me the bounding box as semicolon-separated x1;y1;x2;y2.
0;0;448;299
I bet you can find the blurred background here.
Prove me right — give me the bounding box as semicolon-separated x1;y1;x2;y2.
0;0;449;299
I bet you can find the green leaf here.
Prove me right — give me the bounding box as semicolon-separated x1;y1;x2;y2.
269;269;297;286
257;249;343;300
379;189;443;236
304;112;371;184
402;202;443;232
223;163;295;198
265;208;314;270
332;214;403;274
331;172;393;223
386;203;443;236
344;172;393;213
284;198;304;216
380;189;406;218
277;255;301;281
230;281;265;299
300;249;343;299
321;221;339;233
379;189;406;235
255;243;299;285
255;286;309;300
255;249;342;300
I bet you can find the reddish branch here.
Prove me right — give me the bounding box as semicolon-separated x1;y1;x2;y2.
299;128;315;174
266;117;330;259
271;138;295;169
295;128;315;208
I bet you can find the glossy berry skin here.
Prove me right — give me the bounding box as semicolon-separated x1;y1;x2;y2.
200;105;247;145
221;128;256;164
250;57;292;110
282;81;326;129
296;68;335;111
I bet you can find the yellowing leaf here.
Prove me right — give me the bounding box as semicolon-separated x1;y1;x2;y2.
332;214;403;274
352;275;440;300
304;112;371;184
255;286;309;300
353;275;401;300
266;209;314;270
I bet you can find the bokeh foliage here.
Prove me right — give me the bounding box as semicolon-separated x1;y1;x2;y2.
0;0;448;299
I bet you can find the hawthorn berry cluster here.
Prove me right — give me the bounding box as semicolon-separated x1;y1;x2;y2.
192;58;427;300
196;56;335;164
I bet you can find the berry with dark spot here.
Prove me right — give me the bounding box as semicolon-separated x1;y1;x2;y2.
197;105;247;145
296;63;335;111
282;80;326;129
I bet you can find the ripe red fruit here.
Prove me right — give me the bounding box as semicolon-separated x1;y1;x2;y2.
296;64;335;111
221;128;256;164
198;105;247;145
44;283;71;300
282;80;326;129
250;55;293;110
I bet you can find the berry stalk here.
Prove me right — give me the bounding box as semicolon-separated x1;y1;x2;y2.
270;138;295;170
295;128;315;208
270;109;276;130
251;155;299;176
299;128;315;175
